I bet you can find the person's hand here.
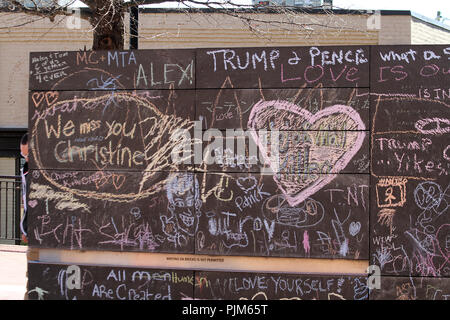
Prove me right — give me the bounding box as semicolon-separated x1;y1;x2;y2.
21;234;28;244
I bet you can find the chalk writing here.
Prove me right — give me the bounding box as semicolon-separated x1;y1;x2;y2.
26;45;449;300
371;45;450;282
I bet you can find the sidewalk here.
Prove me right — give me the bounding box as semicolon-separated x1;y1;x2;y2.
0;244;27;300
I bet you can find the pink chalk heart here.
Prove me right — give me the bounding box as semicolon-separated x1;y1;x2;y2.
248;100;366;206
28;200;38;208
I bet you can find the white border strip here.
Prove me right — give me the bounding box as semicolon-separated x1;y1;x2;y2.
35;249;368;275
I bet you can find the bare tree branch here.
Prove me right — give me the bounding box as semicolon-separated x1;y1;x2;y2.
0;0;374;49
0;0;92;21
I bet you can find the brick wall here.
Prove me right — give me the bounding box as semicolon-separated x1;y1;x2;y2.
0;13;92;128
138;12;379;49
378;15;412;44
411;17;450;44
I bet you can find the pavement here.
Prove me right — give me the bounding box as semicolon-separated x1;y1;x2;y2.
0;245;27;300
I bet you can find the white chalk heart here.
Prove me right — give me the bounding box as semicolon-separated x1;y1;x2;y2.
236;176;257;193
248;100;365;206
349;221;361;236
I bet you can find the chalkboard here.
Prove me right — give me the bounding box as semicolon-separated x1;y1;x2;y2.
28;46;372;259
27;262;194;300
27;170;369;258
29;49;195;91
27;45;449;299
197;173;369;259
27;170;198;252
194;271;368;300
29;90;195;172
370;46;450;278
196;88;370;131
370;45;449;94
370;276;450;300
196;46;370;89
197;131;370;174
27;262;368;300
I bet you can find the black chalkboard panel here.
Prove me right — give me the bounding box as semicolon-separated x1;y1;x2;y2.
370;176;449;277
371;96;449;133
27;262;369;300
371;94;450;179
371;133;449;178
370;276;450;300
198;130;370;174
27;169;370;258
26;46;449;288
196;173;369;259
27;262;194;300
370;46;449;279
27;170;196;253
29;90;195;171
29;49;195;91
197;46;370;89
195;271;368;300
371;45;450;94
196;88;370;131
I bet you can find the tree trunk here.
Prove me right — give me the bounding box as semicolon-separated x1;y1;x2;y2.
90;0;125;50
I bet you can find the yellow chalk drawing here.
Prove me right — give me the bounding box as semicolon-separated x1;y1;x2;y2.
31;92;195;203
328;292;346;300
370;95;448;180
199;171;234;202
376;177;407;208
29;183;90;213
377;208;396;234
